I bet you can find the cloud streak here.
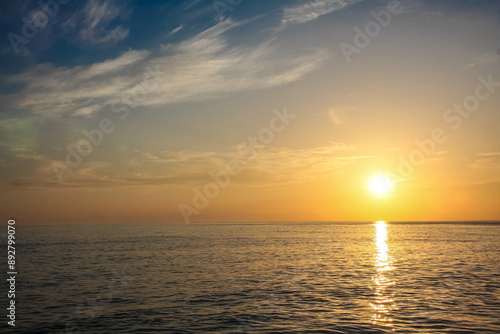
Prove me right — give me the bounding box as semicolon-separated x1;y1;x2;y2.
6;20;329;118
74;0;130;44
0;143;367;189
281;0;362;27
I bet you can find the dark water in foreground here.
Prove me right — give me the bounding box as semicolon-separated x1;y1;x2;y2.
3;222;500;333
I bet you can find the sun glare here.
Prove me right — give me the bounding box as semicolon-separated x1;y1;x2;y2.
368;174;393;196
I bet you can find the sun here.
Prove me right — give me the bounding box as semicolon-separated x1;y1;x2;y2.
368;174;393;196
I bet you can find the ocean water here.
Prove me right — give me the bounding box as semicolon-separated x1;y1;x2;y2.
4;222;500;333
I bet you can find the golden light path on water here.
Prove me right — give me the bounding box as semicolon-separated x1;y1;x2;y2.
370;221;397;328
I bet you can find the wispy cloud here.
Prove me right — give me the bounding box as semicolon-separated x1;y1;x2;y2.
281;0;362;27
65;0;130;44
7;20;329;118
477;51;499;64
168;24;184;36
0;143;368;189
469;152;500;170
78;49;150;80
7;49;150;117
465;50;500;68
0;118;38;154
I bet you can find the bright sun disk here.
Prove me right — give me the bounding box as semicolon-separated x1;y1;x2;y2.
368;174;393;196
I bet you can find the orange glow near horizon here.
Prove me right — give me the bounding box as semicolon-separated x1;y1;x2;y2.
2;0;500;225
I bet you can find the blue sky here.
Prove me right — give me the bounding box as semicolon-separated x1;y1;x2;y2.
1;0;500;223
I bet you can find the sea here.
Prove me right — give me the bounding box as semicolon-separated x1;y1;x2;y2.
2;222;500;333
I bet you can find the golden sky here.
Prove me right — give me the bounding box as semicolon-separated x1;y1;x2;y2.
1;0;499;223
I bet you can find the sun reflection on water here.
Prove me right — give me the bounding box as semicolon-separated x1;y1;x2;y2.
370;221;397;328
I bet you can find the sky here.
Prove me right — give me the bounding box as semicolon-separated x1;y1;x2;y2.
0;0;499;224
